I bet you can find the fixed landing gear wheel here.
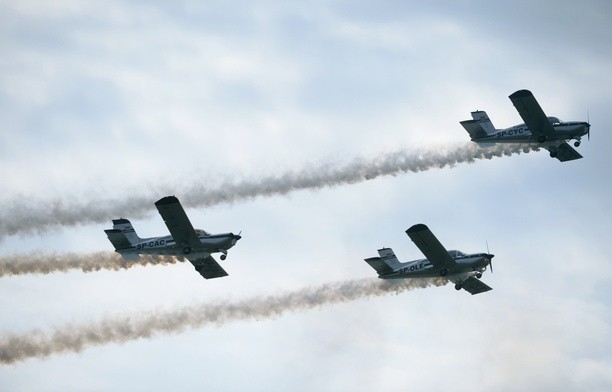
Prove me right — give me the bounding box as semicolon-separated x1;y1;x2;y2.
550;150;558;158
476;273;482;279
574;141;581;147
439;268;448;277
455;284;462;291
220;254;227;260
183;247;191;255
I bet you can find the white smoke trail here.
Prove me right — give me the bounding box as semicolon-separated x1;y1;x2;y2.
0;277;447;364
0;142;537;240
0;252;179;277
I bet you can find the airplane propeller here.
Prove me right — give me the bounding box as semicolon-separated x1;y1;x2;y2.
587;111;591;141
486;241;494;274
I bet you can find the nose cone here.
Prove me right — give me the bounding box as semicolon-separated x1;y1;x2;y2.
234;234;242;241
488;254;495;259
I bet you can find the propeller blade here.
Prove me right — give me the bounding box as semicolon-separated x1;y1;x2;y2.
486;241;493;273
587;111;591;140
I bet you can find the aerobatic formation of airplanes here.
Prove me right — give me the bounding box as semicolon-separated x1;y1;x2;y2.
365;224;495;295
461;89;590;162
101;89;583;293
105;196;241;279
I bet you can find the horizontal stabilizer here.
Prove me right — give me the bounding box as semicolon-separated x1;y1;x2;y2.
108;219;142;245
365;257;395;277
461;110;496;140
105;229;133;251
460;119;489;140
461;276;492;295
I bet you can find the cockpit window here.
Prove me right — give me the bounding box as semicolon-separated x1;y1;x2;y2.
195;229;210;236
448;250;466;258
548;117;562;124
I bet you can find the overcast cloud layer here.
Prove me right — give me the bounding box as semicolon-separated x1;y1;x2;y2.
1;1;611;391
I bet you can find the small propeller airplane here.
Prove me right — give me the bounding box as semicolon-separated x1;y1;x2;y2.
365;224;494;295
105;195;241;279
461;89;591;162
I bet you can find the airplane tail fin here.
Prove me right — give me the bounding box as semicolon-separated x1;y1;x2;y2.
364;248;402;277
460;111;497;140
104;219;142;250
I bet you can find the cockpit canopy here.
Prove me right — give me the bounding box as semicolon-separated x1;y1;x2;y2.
195;229;210;236
548;116;562;124
448;250;466;258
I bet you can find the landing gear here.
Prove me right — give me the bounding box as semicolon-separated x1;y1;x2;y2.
183;247;192;255
220;254;227;260
549;150;558;158
476;273;482;279
455;283;462;291
574;140;581;147
439;268;448;277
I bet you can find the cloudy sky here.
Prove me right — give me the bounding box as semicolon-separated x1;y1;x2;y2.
1;0;611;390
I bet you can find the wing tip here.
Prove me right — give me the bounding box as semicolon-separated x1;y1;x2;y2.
509;89;532;99
406;223;428;234
155;195;179;206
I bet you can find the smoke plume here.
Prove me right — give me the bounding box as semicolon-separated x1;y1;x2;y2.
0;277;447;364
0;142;537;240
0;252;179;277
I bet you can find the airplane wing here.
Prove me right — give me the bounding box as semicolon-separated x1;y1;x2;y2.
509;89;556;138
455;276;492;295
155;196;201;249
189;255;229;279
547;142;583;162
405;224;458;271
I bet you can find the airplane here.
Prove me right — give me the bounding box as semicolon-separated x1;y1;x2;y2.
364;224;494;295
104;195;241;279
461;89;590;162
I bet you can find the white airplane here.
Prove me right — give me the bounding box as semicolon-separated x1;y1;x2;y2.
365;224;494;295
461;89;590;162
105;196;241;279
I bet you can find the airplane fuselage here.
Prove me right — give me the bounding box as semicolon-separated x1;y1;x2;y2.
380;252;491;280
475;121;590;144
117;232;240;257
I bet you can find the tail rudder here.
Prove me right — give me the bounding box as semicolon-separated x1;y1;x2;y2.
365;248;402;277
113;219;142;244
106;219;142;248
461;111;497;140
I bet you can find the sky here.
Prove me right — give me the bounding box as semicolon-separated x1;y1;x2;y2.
1;0;612;390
